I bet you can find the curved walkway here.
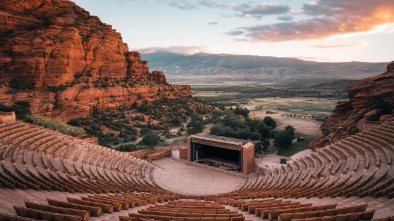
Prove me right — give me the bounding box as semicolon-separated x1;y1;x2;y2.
152;158;245;196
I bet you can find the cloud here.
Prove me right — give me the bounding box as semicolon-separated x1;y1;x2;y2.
277;15;293;21
227;0;394;42
225;30;245;36
137;46;209;55
233;3;290;19
168;1;198;10
310;41;369;49
232;3;251;11
208;22;219;25
197;0;227;9
123;0;227;10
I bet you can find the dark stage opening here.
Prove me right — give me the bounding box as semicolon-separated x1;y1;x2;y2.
198;145;240;164
192;144;241;171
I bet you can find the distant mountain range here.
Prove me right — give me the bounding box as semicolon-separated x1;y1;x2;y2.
142;52;387;86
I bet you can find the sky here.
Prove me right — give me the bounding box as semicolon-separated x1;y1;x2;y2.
72;0;394;62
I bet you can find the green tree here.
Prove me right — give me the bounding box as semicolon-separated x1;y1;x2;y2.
284;125;295;137
187;113;204;135
186;121;204;135
234;106;250;118
274;131;293;149
140;127;152;136
141;132;160;147
259;123;272;138
170;117;182;126
263;116;277;129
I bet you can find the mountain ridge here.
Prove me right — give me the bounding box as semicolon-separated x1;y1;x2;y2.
142;52;387;85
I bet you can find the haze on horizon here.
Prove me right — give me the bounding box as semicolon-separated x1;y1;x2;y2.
72;0;394;62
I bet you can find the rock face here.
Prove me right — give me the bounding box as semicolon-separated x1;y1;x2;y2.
310;61;394;149
0;0;191;121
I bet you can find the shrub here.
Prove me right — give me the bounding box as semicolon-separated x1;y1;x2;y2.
25;115;85;137
186;120;204;135
274;131;293;149
8;78;34;91
234;106;250;118
47;85;68;92
140;127;152;136
263;116;277;129
141;132;160;147
285;125;295;137
118;144;136;152
170;117;182;126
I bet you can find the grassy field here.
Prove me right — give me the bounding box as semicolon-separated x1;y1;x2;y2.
276;133;318;157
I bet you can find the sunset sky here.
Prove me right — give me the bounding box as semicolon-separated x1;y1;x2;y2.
72;0;394;62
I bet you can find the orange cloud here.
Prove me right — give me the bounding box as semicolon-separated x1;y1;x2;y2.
227;0;394;42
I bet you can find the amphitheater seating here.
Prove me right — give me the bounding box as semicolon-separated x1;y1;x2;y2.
47;199;103;217
128;201;245;221
276;204;368;221
66;197;116;214
0;120;394;220
268;203;338;220
0;212;46;221
289;211;375;221
13;205;82;221
24;202;90;221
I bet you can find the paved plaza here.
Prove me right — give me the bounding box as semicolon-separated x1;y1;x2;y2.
152;158;245;196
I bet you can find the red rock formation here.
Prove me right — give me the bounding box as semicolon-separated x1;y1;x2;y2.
0;0;151;87
310;61;394;149
0;0;192;121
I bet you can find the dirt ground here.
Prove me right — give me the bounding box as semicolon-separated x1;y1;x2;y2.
243;97;339;136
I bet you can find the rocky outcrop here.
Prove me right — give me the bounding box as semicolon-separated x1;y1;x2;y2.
0;0;152;87
0;0;192;120
310;61;394;149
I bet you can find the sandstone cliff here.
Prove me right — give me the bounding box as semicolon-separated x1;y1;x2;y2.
0;0;192;121
310;61;394;149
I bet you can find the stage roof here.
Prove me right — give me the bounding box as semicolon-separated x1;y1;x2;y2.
190;133;251;151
